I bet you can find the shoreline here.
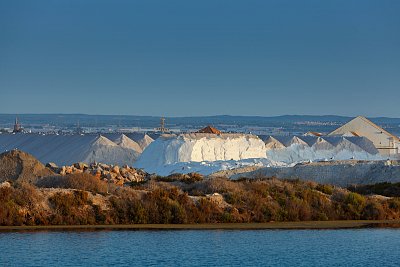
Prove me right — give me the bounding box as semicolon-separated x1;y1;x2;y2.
1;220;400;231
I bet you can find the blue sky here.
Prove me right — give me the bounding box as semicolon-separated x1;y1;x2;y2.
1;0;399;117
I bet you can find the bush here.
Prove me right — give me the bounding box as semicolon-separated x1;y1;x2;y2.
0;187;24;225
342;192;366;219
49;191;89;214
345;192;365;207
362;202;386;220
155;173;204;184
109;195;148;224
144;188;190;223
316;184;334;195
48;190;96;225
388;198;400;211
348;182;400;197
37;173;109;195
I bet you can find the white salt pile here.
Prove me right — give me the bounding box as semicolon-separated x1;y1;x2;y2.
265;136;382;163
81;135;140;166
111;134;143;153
135;133;384;175
125;133;154;150
1;131;384;177
0;134;141;166
134;133;267;174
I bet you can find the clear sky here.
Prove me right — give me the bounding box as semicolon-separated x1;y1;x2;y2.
1;0;399;117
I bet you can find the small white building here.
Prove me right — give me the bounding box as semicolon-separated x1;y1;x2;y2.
329;116;400;157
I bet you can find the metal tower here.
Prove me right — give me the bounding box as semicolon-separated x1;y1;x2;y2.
13;117;22;133
156;117;169;133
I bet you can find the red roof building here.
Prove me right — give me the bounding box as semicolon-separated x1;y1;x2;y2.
196;126;222;134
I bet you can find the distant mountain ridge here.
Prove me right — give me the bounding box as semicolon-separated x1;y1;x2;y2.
0;114;399;128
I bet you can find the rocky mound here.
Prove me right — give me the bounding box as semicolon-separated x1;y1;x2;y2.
46;161;148;186
0;150;54;183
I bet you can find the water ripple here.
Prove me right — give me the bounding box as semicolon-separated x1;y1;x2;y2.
0;229;399;266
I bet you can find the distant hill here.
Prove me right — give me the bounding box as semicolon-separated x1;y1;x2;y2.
1;114;399;128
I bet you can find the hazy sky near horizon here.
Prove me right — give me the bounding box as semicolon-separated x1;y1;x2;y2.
1;0;399;117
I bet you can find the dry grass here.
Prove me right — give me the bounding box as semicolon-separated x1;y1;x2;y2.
36;173;109;195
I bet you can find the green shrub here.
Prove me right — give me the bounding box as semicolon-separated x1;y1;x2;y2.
345;192;365;206
316;184;334;195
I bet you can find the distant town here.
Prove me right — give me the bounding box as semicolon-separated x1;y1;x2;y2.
1;114;400;136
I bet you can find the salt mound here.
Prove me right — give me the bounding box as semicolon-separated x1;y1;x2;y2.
134;133;266;173
94;135;118;147
312;137;335;150
299;136;319;146
264;136;286;149
273;136;308;147
301;136;335;150
126;133;154;150
111;134;143;153
343;137;379;155
0;150;54;183
71;135;140;166
137;134;154;150
266;136;382;163
0;134;140;166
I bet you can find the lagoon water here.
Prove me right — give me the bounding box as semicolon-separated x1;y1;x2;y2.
0;229;399;266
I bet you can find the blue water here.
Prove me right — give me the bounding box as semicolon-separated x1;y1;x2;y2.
0;229;399;266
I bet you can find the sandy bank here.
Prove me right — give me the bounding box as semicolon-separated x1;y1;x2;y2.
1;220;400;231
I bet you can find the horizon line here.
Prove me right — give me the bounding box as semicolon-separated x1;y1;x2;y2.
0;113;399;119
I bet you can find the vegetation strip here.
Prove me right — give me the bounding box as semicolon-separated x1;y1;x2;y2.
3;151;400;226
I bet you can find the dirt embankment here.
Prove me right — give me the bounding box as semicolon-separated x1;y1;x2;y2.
0;150;54;184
